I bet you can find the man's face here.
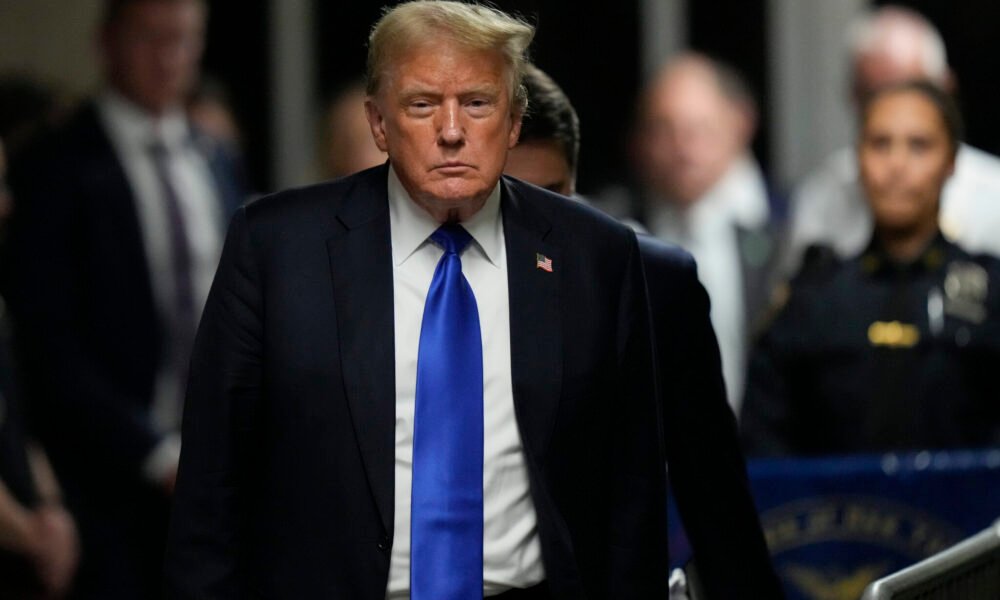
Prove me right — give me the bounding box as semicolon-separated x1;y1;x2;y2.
636;66;748;207
505;140;574;196
859;90;954;234
102;0;205;115
365;39;522;221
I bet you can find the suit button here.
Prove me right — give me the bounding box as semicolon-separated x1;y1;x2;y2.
377;536;390;552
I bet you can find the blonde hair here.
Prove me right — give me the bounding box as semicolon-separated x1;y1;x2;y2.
366;1;535;114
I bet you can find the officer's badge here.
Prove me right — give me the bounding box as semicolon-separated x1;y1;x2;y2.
943;261;988;324
868;321;920;348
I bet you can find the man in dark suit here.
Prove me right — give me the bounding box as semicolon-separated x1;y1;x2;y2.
621;53;785;414
166;2;668;598
506;63;783;599
4;0;243;597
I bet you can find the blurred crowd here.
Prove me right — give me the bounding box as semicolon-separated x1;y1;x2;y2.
1;0;999;597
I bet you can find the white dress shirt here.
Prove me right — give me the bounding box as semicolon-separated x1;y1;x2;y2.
97;91;224;479
385;167;544;598
648;155;770;414
787;142;1000;274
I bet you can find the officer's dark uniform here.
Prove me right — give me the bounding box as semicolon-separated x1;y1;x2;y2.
741;233;1000;456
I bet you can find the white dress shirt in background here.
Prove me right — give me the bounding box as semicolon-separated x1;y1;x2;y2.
647;155;770;415
97;90;224;480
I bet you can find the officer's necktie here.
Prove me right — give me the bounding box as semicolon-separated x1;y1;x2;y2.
411;223;483;600
149;139;198;410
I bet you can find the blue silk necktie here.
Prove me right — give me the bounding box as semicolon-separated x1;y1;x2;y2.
411;224;484;600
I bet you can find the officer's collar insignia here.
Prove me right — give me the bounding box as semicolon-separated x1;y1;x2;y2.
861;253;880;274
862;235;947;275
944;261;988;324
923;247;945;271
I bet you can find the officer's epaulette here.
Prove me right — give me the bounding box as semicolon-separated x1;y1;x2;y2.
749;244;839;340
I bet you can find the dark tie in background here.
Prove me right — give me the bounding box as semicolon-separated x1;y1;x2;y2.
149;140;198;411
411;224;484;600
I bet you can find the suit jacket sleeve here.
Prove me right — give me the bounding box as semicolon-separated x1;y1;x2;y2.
603;230;671;598
645;243;784;599
165;207;262;598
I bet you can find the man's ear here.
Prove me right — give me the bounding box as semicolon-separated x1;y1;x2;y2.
365;98;389;152
508;110;523;149
732;99;758;149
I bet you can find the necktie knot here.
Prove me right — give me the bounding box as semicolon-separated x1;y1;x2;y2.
431;223;473;256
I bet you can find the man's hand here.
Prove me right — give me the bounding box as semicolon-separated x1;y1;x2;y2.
162;464;178;496
27;504;79;597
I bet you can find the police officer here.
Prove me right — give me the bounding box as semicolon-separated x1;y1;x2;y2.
742;80;1000;456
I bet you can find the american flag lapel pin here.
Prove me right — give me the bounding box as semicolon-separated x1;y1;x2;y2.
535;253;553;272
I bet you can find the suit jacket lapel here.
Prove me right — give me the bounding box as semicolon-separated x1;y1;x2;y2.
326;166;396;534
502;179;562;463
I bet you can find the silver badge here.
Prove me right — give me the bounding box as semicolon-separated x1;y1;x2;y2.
944;261;989;324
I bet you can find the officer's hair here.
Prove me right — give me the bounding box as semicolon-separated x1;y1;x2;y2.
518;64;580;175
101;0;206;29
860;80;964;157
365;1;535;116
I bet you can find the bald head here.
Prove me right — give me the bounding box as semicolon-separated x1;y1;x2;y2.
849;6;951;106
634;53;755;207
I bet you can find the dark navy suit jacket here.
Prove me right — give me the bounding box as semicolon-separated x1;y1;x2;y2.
638;235;784;598
165;165;671;598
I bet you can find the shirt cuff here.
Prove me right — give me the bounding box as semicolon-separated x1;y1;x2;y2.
142;433;181;485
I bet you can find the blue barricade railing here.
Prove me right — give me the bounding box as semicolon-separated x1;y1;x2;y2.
668;449;1000;600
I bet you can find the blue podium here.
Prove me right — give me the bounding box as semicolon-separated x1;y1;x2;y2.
668;450;1000;600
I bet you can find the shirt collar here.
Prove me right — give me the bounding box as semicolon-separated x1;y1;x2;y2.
97;89;191;151
387;164;503;268
648;154;769;240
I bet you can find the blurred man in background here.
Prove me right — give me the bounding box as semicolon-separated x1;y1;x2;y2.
320;80;386;179
4;0;244;596
186;75;243;158
787;5;1000;272
506;63;783;600
503;65;578;197
628;53;784;413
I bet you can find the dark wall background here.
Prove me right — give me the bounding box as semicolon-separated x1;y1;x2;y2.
199;1;1000;195
688;0;770;178
202;0;271;192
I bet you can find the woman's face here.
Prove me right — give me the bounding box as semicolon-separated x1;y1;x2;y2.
859;89;955;235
